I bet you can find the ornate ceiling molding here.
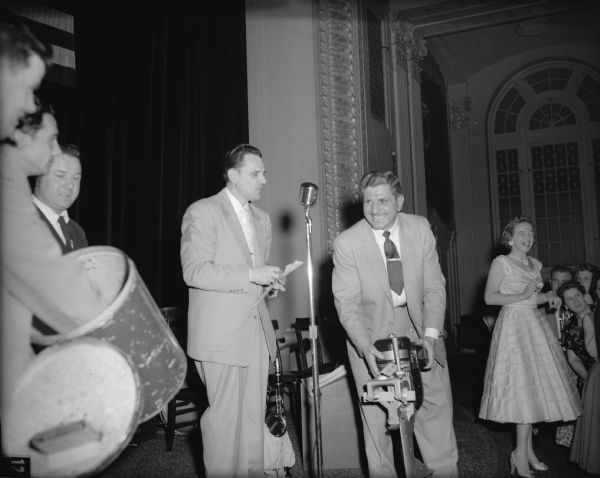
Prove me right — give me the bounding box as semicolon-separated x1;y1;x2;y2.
315;0;364;251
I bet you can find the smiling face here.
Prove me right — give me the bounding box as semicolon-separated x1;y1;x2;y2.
35;152;81;213
227;153;266;203
508;221;534;253
362;184;404;231
563;287;589;315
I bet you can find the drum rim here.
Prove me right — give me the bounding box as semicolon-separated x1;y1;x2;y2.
7;337;143;477
31;247;134;346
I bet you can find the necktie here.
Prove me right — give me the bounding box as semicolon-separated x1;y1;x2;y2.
57;216;74;251
383;230;404;295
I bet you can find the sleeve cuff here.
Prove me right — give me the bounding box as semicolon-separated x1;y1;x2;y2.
424;327;440;340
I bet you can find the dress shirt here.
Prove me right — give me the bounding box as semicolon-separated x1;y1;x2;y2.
370;217;440;340
225;188;256;269
31;195;70;245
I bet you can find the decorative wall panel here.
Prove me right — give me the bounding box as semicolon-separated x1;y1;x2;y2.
315;0;365;251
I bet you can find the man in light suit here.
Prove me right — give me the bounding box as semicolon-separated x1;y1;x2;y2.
332;171;458;477
33;144;88;253
180;144;284;478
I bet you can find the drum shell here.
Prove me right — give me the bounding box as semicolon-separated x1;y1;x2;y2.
32;246;187;422
4;338;142;478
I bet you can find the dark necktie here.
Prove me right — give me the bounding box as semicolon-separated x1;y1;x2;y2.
383;230;404;295
57;216;74;251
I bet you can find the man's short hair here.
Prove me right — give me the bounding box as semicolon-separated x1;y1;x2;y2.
0;21;52;67
550;265;573;278
222;144;262;182
61;143;80;158
359;171;403;198
16;102;55;136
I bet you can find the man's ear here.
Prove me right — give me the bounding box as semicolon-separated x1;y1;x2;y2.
226;167;237;184
396;194;404;212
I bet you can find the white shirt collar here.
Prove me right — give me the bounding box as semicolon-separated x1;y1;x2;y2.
371;217;399;237
32;195;69;224
225;187;250;216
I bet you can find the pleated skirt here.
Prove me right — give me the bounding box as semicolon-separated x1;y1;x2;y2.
478;304;582;423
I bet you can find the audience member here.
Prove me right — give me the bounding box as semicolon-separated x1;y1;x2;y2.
548;265;574;339
33;144;88;252
479;216;581;477
558;281;596;392
0;21;51;140
180;144;284;477
575;263;599;308
332;170;458;478
558;278;599;474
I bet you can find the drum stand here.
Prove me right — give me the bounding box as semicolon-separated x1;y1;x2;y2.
363;335;430;478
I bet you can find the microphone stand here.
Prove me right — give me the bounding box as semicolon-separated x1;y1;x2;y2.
304;206;323;478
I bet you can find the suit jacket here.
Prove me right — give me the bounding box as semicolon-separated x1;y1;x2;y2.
332;213;447;366
180;188;276;366
35;206;88;253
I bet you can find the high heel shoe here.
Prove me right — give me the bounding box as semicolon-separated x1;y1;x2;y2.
509;452;532;478
529;461;548;471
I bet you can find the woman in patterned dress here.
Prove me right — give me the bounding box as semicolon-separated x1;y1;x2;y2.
478;216;582;477
559;279;600;474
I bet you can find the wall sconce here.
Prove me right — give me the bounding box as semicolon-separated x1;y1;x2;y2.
449;87;471;131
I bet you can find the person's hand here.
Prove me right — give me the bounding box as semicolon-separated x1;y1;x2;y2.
363;345;385;377
271;274;287;292
422;336;436;370
250;265;282;286
547;292;562;309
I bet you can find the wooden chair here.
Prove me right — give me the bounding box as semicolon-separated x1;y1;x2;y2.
160;306;205;451
292;317;338;376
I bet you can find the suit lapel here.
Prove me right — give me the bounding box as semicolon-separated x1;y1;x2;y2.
358;220;393;306
218;190;253;267
248;204;265;266
397;214;414;297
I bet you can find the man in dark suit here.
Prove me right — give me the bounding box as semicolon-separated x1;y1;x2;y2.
332;171;458;477
32;144;87;252
180;144;284;477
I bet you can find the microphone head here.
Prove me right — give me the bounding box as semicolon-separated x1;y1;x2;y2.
298;182;318;208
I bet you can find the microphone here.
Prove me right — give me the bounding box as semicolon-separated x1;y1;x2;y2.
298;182;318;208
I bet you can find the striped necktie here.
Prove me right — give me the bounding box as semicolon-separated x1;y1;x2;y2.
383;230;404;295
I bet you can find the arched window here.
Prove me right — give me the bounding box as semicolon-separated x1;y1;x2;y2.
488;60;600;267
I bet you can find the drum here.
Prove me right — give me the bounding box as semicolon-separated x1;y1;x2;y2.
373;335;425;409
31;246;187;422
3;338;141;478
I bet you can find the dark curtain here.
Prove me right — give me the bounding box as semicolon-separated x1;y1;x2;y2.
38;3;248;308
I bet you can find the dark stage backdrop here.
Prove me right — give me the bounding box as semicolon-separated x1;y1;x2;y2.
36;3;249;308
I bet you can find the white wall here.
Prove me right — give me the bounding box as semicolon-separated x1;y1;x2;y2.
246;0;326;337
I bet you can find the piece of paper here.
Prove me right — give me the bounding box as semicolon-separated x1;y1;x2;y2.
252;260;303;307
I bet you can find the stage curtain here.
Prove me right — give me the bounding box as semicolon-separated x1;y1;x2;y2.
39;3;248;308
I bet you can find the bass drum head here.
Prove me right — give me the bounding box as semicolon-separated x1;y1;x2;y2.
3;338;142;478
